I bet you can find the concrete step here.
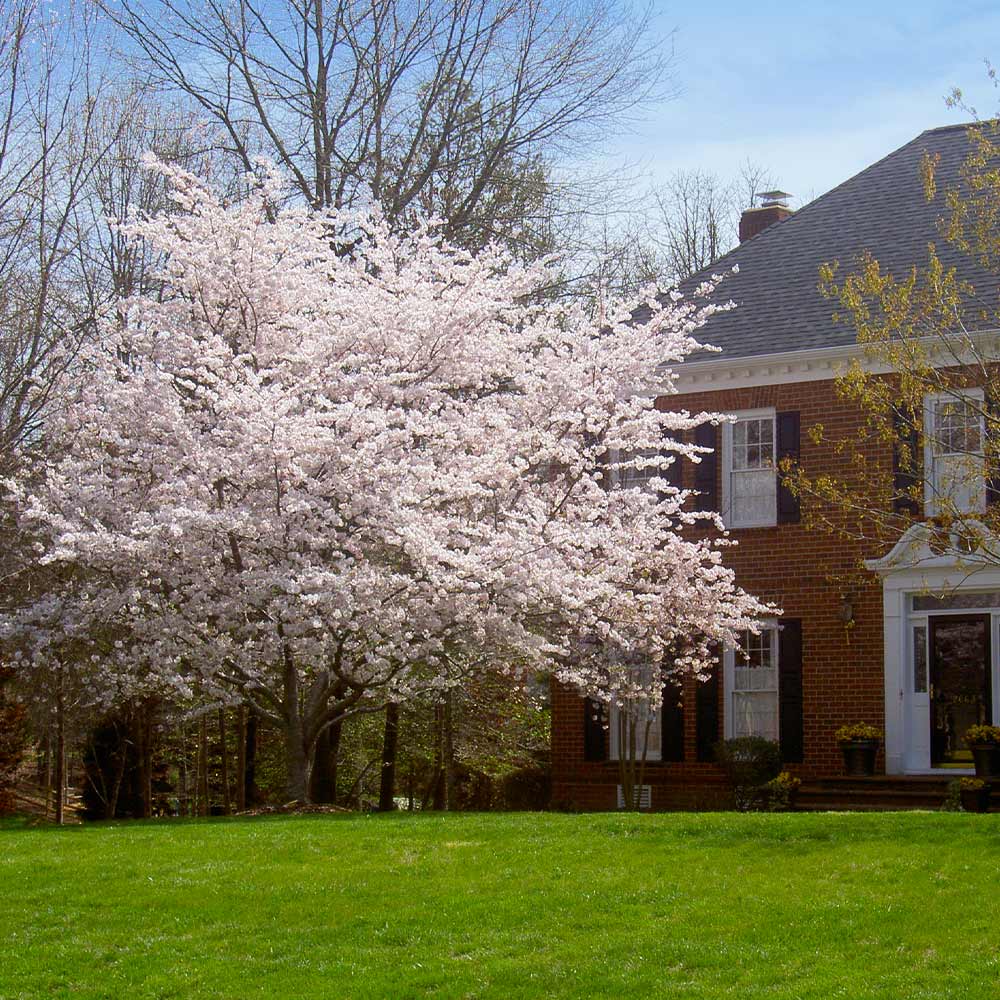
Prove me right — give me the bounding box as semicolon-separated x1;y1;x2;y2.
796;777;951;812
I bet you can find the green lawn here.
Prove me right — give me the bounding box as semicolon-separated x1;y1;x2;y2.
2;812;1000;999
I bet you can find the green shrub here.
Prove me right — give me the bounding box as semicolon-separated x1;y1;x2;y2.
764;771;801;812
714;737;782;811
495;765;550;811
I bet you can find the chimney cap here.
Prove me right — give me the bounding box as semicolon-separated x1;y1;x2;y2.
757;190;793;208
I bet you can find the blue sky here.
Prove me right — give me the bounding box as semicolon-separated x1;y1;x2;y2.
612;1;1000;206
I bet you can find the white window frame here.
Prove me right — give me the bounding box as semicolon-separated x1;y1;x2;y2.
923;388;986;516
721;408;777;528
723;622;780;741
609;445;670;495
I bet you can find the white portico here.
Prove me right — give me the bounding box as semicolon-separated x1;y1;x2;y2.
867;523;1000;775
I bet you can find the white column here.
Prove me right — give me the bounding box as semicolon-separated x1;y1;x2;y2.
882;583;905;775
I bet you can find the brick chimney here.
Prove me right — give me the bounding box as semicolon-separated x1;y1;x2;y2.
738;190;793;242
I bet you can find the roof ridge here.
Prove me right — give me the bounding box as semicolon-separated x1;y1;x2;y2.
685;122;979;279
916;121;980;137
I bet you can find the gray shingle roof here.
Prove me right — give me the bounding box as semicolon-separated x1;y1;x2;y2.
673;123;1000;361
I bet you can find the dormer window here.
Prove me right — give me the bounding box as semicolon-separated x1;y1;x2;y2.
925;390;985;515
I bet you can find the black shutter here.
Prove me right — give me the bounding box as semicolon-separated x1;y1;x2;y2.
695;660;720;762
778;619;804;764
693;423;719;512
892;407;921;515
662;430;684;492
583;698;607;762
660;679;685;762
776;411;801;524
986;390;1000;506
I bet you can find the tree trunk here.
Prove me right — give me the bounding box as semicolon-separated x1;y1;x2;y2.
43;726;52;820
236;706;246;812
218;708;231;815
378;702;400;812
281;640;309;802
309;723;339;804
431;703;446;810
178;725;190;817
285;721;309;803
55;667;65;826
135;704;153;819
198;715;209;816
243;707;258;809
444;691;457;812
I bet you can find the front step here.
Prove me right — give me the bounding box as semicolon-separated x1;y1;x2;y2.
796;776;952;812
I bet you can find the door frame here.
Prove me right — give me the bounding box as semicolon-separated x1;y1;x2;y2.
866;522;1000;774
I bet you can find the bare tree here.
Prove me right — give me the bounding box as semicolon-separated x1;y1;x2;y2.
648;169;732;282
99;0;670;254
0;0;112;469
71;83;224;313
646;159;778;283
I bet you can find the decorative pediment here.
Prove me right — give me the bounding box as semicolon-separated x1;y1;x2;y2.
864;520;999;576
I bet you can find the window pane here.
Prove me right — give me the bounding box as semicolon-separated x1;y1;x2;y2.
932;452;984;513
913;624;927;693
733;691;779;740
733;418;774;471
619;447;661;492
933;399;982;456
732;628;779;740
731;469;776;524
912;591;1000;610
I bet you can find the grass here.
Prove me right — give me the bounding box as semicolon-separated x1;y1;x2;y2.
2;811;1000;999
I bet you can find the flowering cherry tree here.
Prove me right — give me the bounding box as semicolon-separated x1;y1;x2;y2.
3;160;770;801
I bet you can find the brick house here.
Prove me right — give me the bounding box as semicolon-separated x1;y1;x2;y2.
550;123;1000;810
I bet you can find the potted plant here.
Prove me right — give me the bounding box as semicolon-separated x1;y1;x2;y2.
965;725;1000;779
835;722;882;776
763;770;801;811
958;777;991;813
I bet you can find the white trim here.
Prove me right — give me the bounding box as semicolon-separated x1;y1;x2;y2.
664;329;1000;394
721;408;777;529
867;524;1000;774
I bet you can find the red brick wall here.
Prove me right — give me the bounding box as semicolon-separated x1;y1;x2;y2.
551;377;888;810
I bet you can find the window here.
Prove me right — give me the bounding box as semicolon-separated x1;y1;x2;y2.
729;627;779;740
615;447;662;493
723;410;777;527
925;391;985;514
608;660;662;762
912;623;927;694
608;693;662;762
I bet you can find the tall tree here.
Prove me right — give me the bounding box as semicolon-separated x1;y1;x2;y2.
99;0;667;252
2;160;770;801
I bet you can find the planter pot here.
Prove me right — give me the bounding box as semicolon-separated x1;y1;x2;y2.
961;785;991;813
840;740;879;777
971;743;1000;780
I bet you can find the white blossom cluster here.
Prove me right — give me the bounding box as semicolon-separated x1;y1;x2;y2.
2;159;771;778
